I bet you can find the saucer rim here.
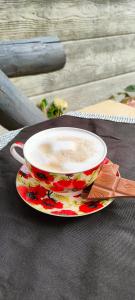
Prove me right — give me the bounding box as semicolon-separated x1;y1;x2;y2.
16;188;114;217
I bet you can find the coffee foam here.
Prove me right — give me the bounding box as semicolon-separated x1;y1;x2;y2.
24;128;107;173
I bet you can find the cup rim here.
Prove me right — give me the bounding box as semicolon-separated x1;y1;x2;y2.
23;127;107;174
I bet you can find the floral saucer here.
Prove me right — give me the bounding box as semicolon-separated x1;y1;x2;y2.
16;165;113;217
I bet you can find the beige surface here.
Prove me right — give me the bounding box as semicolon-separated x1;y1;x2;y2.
79;100;135;117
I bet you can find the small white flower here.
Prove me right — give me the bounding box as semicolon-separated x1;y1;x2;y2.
54;97;68;110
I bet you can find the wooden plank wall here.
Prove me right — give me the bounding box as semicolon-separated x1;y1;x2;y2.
0;0;135;111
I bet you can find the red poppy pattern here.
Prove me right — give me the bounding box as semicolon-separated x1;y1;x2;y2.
53;210;77;216
30;165;54;183
15;141;24;146
51;179;86;192
18;170;31;179
26;158;104;193
41;198;63;210
83;165;100;175
16;162;113;217
17;185;46;205
79;201;103;213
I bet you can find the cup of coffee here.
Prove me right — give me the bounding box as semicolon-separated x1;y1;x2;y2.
10;127;107;195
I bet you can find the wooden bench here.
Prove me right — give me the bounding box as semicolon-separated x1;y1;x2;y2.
0;37;66;130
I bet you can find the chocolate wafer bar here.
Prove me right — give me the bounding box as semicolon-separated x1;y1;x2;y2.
101;162;119;175
88;172;135;200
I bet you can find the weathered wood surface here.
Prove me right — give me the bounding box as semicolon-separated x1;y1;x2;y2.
12;34;135;97
0;70;45;129
0;37;66;77
0;0;135;41
29;72;135;111
0;0;135;113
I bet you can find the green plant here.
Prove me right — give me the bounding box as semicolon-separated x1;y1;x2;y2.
125;85;135;92
38;98;48;112
109;85;135;105
37;97;68;119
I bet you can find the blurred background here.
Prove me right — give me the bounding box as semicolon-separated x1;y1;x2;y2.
0;0;135;134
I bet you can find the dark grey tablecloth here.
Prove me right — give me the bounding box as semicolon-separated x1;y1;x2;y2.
0;115;135;300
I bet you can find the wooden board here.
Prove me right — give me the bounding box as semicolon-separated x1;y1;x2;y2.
0;37;65;77
1;0;135;116
29;72;135;111
12;34;135;96
0;0;135;41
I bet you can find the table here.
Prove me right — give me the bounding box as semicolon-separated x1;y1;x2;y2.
1;101;135;299
79;100;135;117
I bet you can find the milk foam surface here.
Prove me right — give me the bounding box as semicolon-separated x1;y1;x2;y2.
24;128;106;173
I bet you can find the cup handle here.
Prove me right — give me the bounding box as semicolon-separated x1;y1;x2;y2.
10;142;25;165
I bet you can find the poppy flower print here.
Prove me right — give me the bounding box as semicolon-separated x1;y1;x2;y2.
79;201;103;213
18;170;31;179
51;180;73;192
41;197;63;210
36;172;54;182
17;185;47;205
54;180;72;188
31;166;54;183
29;159;103;193
51;184;65;192
72;180;86;189
16;161;113;217
51;179;86;192
53;210;77;216
83;165;99;176
103;157;110;165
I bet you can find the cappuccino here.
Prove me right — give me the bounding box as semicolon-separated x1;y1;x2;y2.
24;127;107;173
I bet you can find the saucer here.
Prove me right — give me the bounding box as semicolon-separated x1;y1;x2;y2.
16;165;113;217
